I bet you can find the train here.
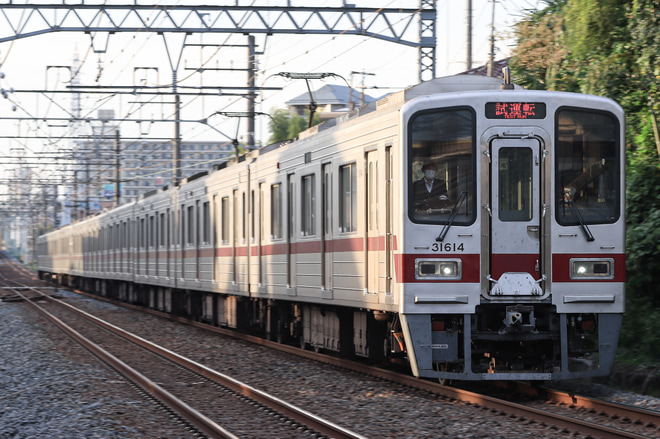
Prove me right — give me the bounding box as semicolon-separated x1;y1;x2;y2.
37;73;625;381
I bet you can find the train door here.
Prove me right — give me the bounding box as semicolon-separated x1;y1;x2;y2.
365;150;379;299
322;163;332;291
212;197;217;283
259;184;265;287
232;189;239;286
250;187;261;291
488;137;543;296
166;209;171;279
381;145;393;303
287;174;296;289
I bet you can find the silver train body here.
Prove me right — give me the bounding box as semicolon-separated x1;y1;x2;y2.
38;75;625;380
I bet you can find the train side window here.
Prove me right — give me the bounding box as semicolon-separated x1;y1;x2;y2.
555;108;620;225
160;213;165;248
339;163;357;233
178;207;184;248
271;184;282;239
251;190;256;242
301;174;316;236
408;107;476;225
203;201;210;245
221;197;230;244
187;205;194;246
242;192;246;243
149;215;155;248
139;218;144;249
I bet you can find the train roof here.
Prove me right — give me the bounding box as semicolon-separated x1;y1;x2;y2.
240;75;519;166
293;74;518;139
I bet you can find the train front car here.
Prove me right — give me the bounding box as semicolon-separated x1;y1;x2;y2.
399;81;625;380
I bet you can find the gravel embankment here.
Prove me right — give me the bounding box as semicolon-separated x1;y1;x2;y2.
0;299;195;439
3;289;660;438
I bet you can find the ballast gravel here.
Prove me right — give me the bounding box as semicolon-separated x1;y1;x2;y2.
0;299;192;439
3;290;660;439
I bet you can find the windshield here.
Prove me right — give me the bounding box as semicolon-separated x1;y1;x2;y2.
408;107;476;225
556;108;620;225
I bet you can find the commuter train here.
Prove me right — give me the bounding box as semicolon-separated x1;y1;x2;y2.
37;74;625;381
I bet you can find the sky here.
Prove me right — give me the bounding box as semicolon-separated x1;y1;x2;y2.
0;0;541;198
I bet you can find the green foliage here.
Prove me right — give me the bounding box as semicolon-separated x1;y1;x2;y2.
267;107;322;144
618;298;660;363
511;0;660;367
268;108;291;144
564;0;626;60
509;2;568;90
288;114;309;139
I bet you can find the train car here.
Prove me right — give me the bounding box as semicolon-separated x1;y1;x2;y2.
38;74;625;380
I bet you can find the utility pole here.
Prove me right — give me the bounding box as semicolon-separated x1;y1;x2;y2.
247;36;256;149
467;0;472;70
160;32;188;186
487;0;496;77
350;70;376;108
114;129;120;207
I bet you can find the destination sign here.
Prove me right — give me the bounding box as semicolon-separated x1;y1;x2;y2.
485;102;546;119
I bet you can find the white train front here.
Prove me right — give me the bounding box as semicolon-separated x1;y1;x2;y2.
38;75;625;381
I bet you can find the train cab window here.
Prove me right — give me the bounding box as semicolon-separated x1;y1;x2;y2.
408;107;476;225
556;109;620;225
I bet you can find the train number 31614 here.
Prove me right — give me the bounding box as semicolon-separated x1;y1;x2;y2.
431;242;464;252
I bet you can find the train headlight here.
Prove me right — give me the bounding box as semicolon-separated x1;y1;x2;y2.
570;258;614;279
415;259;462;280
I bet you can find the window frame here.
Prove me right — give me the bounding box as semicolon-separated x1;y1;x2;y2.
554;106;621;226
338;162;357;233
407;106;477;226
301;173;316;237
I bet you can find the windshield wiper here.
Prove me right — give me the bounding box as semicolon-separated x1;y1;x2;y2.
436;191;468;242
567;200;594;242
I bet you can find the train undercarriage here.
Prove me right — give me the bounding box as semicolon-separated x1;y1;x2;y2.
43;272;622;380
44;273;404;364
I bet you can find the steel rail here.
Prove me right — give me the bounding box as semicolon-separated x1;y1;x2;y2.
78;291;652;439
8;277;366;439
542;387;660;429
7;287;237;439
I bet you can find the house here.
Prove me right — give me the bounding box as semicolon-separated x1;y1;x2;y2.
285;83;378;120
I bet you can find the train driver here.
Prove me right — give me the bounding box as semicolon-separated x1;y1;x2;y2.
413;161;449;213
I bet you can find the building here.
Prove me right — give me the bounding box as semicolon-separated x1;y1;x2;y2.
285;84;379;120
65;137;233;223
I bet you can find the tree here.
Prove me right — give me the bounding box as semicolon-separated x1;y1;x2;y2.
267;108;322;144
509;1;571;90
510;0;660;364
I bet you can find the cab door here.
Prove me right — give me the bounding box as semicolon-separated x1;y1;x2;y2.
488;138;543;297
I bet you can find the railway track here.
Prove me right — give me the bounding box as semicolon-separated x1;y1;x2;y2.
4;255;659;438
66;292;660;438
58;287;660;439
0;258;364;439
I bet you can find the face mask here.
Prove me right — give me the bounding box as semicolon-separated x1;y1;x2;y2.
424;170;436;180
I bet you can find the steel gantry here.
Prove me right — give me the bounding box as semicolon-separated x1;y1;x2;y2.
0;2;436;80
0;2;437;188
